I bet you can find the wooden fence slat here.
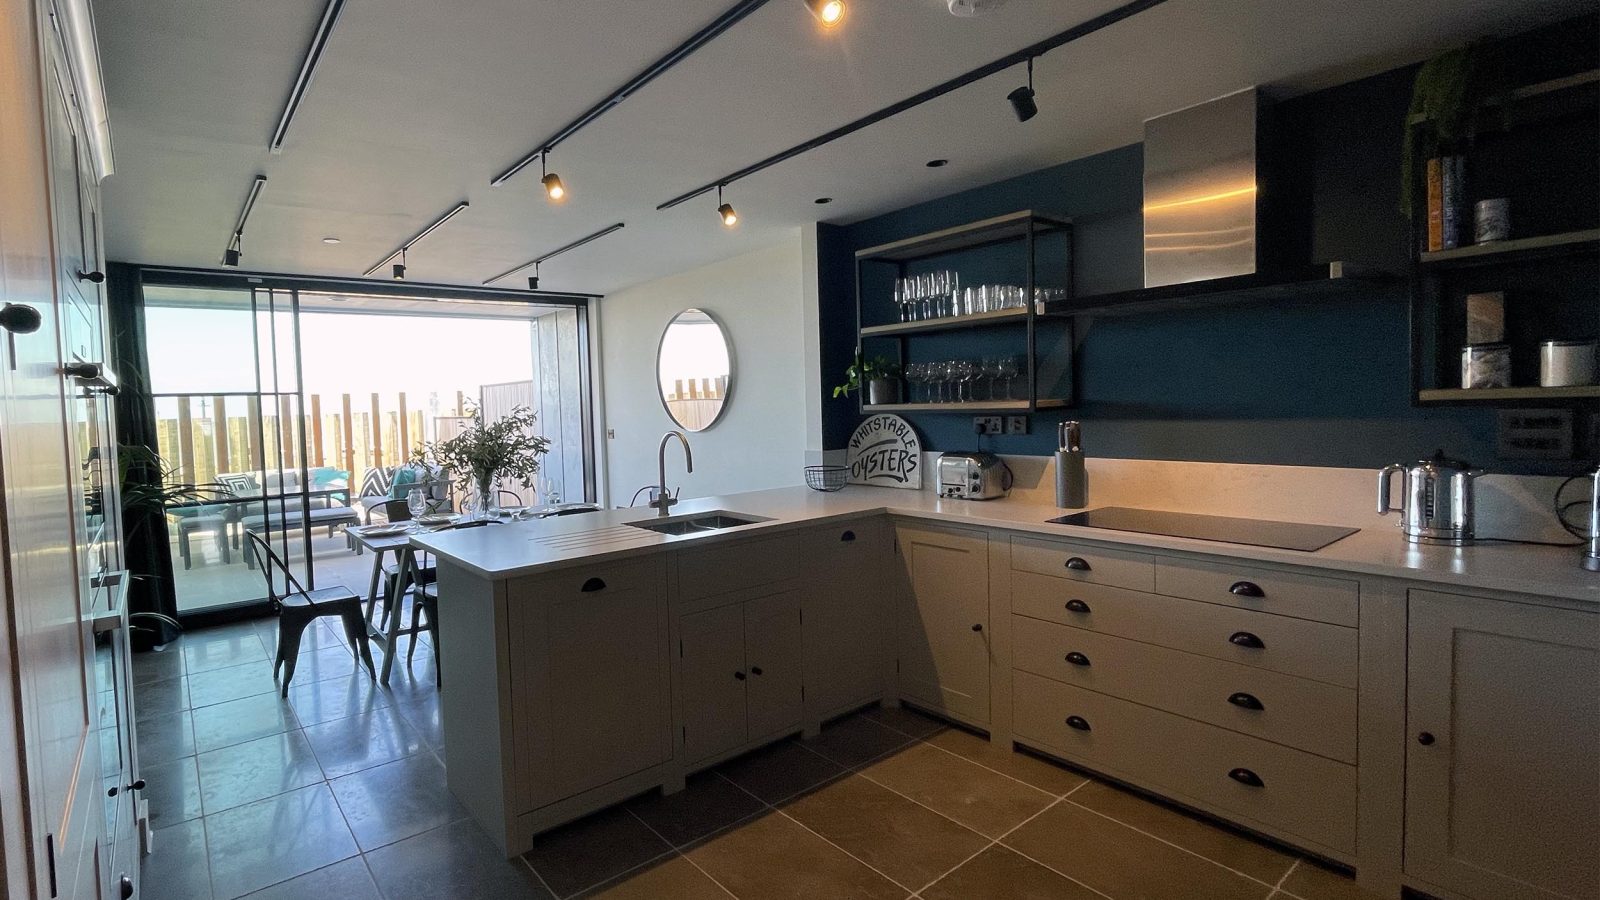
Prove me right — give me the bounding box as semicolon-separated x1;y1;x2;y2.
342;393;355;478
397;392;409;459
310;394;324;466
212;396;229;475
247;396;264;470
177;396;195;484
370;393;382;470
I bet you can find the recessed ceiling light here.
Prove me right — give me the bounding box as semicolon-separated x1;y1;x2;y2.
814;197;833;204
926;159;949;168
322;237;341;244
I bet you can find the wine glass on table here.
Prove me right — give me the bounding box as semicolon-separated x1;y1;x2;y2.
406;487;426;527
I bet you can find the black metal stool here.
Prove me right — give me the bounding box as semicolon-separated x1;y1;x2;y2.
246;531;377;695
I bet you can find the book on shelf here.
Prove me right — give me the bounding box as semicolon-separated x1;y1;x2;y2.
1426;157;1443;251
1441;155;1465;250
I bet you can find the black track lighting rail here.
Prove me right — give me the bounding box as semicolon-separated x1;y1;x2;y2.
223;174;268;264
490;0;774;186
482;222;626;285
655;0;1167;211
270;0;347;153
362;200;471;277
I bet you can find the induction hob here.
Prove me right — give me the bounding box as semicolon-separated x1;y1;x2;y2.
1046;507;1359;552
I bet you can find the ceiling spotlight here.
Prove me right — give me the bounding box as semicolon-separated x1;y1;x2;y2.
222;233;242;267
541;152;566;202
528;263;540;291
392;248;407;281
322;236;341;244
717;185;738;228
1008;58;1038;123
804;0;845;27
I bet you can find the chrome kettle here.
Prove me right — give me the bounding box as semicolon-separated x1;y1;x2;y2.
1378;452;1484;545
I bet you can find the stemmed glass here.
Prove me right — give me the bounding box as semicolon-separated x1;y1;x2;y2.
406;487;427;525
996;356;1020;401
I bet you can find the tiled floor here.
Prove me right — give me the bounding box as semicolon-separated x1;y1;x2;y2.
139;620;1381;899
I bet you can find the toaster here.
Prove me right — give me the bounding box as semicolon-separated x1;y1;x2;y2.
936;452;1010;500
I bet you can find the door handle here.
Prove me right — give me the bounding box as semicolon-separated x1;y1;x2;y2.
1227;692;1264;711
0;302;42;334
77;269;106;284
1064;651;1090;667
733;671;746;681
750;666;764;676
1064;599;1091;614
840;530;855;542
1228;631;1264;649
1064;556;1091;571
971;623;983;632
1065;715;1091;732
1228;767;1264;788
580;577;606;592
1229;581;1264;598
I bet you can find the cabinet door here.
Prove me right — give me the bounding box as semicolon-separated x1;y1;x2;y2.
678;604;749;765
1406;591;1599;900
744;589;803;740
802;521;889;718
895;524;990;723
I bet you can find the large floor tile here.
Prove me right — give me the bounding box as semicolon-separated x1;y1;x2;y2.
923;727;1086;797
523;806;674;898
143;756;204;828
137;710;196;765
238;857;381;900
781;773;990;890
627;773;764;848
389;691;445;749
1002;800;1266;900
715;739;846;804
196;730;324;814
859;741;1054;838
921;845;1102;900
330;752;466;852
188;659;281;709
132;646;186;685
303;704;423;778
183;626;270;674
142;818;213;900
803;714;918;768
861;704;948;740
286;672;391;726
581;854;733;899
203;783;359;899
1069;779;1296;884
684;810;908;899
191;693;298;754
282;645;370;688
367;819;553;900
134;675;191;721
1280;858;1389;900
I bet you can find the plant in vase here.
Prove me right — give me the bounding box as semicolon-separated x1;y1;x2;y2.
833;353;903;406
411;403;550;519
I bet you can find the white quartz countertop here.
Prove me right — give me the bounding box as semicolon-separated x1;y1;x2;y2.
409;485;1600;604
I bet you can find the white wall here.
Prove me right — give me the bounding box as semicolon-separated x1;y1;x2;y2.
599;233;812;505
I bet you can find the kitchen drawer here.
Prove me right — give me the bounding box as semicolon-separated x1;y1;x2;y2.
678;533;801;601
524;556;663;600
1155;558;1357;627
1011;535;1154;591
1011;573;1356;688
1012;618;1355;762
1013;670;1356;854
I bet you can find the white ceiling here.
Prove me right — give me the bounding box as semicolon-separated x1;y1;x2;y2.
96;0;1587;296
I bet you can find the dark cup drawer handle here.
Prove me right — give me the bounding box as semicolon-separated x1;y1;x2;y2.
580;577;606;592
840;530;855;542
971;623;984;632
1065;715;1091;732
1228;692;1264;711
733;671;746;681
1064;651;1091;667
750;666;764;676
1228;631;1264;649
1064;557;1091;571
1417;731;1435;746
1228;767;1264;788
1229;581;1264;598
1065;599;1091;614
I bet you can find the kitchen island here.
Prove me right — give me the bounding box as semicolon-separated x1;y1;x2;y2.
412;485;1598;900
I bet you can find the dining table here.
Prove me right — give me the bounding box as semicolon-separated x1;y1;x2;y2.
343;519;441;684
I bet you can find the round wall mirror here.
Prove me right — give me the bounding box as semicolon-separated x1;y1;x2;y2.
657;308;733;432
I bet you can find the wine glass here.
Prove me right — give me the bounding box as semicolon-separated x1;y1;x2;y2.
406;487;426;524
981;357;1004;401
996;356;1020;400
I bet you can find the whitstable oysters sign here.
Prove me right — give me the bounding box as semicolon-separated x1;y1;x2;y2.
846;414;922;490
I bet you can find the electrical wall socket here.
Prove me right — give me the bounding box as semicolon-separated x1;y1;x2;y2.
973;416;1003;435
1496;409;1573;459
1005;415;1029;435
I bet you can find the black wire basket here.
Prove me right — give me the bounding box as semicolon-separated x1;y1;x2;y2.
804;465;848;492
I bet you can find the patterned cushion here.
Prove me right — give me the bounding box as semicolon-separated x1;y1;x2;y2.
217;472;258;496
358;467;393;498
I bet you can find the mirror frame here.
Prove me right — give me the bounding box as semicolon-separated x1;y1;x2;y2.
655;307;735;432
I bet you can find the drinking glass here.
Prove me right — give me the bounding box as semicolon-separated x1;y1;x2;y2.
406;487;426;523
997;356;1020;400
981;357;1003;401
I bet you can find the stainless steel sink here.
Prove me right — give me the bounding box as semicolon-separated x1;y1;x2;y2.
625;510;769;536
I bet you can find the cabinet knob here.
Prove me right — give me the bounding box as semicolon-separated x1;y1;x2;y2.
1064;651;1090;667
1417;731;1435;746
129;779;145;791
1064;557;1091;571
0;302;42;334
1227;767;1264;788
78;269;106;284
971;623;983;632
119;874;134;899
1227;692;1264;711
840;530;855;542
1065;599;1091;614
106;785;119;797
733;671;746;681
580;577;606;592
1228;581;1264;598
750;666;763;676
1065;715;1091;732
1228;631;1264;649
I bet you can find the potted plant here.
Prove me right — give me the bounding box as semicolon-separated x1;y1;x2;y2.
118;444;232;647
1400;43;1506;219
412;403;550;518
833;353;903;405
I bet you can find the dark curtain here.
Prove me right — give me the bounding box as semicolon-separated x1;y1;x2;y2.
108;262;182;647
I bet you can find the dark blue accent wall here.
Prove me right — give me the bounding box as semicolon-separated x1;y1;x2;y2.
816;48;1588;476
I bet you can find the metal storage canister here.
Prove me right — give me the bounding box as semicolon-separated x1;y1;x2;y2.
1461;343;1511;389
1540;340;1597;387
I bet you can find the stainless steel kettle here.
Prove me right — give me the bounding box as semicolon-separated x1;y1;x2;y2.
1377;452;1484;545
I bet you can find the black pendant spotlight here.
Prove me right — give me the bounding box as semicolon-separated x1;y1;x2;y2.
527;263;540;291
716;185;739;228
803;0;845;27
1008;57;1038;123
222;235;242;268
392;248;407;281
540;151;566;202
